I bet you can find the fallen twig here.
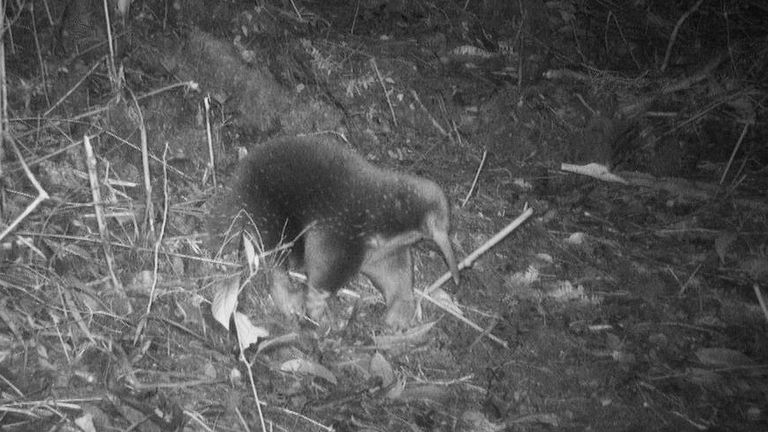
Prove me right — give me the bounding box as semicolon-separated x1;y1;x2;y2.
720;122;750;186
461;149;487;207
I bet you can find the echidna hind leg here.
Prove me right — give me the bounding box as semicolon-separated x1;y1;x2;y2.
361;247;414;329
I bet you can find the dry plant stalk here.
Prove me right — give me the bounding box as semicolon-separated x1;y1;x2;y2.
126;88;155;233
410;89;449;137
0;134;50;242
82;135;125;296
146;144;171;316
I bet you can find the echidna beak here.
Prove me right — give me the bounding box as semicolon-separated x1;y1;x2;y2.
433;230;460;284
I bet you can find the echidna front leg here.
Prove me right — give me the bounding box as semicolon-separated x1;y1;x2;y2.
303;228;363;325
269;268;305;319
361;247;415;329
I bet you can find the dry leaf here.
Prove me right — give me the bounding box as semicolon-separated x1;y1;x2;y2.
280;359;337;385
565;232;586;245
74;413;96;432
373;321;436;350
695;347;754;367
385;376;406;399
714;232;737;264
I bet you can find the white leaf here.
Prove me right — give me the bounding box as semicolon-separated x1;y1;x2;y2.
714;232;737;264
565;232;586;245
229;368;243;386
211;277;241;330
233;312;270;349
242;234;260;275
369;352;394;387
74;413;96;432
385;376;406;399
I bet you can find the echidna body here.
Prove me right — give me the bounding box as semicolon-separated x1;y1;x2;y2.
221;136;459;328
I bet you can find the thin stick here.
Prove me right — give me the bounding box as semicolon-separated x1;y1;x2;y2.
719;121;749;185
370;58;397;127
0;134;50;242
350;0;360;34
42;0;54;26
234;406;253;432
288;0;303;21
28;3;50;106
418;206;534;348
0;6;7;167
415;287;508;348
661;0;704;72
410;89;449;137
102;0;118;86
516;0;525;92
461;149;487;207
44;59;103;117
754;284;768;324
241;343;268;432
83;135;124;294
127;88;154;234
203;95;217;187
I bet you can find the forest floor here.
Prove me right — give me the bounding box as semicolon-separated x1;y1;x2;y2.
1;0;767;431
